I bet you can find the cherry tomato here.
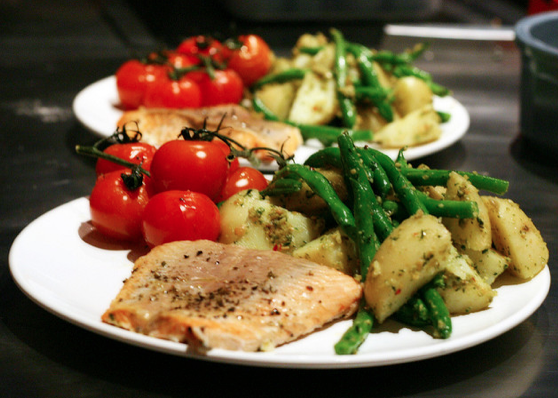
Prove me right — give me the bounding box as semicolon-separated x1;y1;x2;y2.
177;35;231;63
227;34;272;87
219;167;268;201
188;68;244;106
115;61;168;109
115;60;148;109
212;138;240;175
143;75;201;109
149;140;229;201
165;51;198;69
95;142;157;175
89;170;153;241
141;190;220;247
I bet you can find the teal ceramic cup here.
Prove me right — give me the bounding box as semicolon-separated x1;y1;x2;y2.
515;12;558;154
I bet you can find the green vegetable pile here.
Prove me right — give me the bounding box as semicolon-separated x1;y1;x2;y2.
262;133;509;354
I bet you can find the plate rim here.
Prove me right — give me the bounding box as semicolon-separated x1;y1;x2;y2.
8;197;551;369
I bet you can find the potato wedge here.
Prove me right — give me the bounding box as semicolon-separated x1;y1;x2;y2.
292;227;358;275
372;105;441;148
482;196;548;279
440;246;495;315
443;172;492;251
364;213;452;323
255;82;298;120
392;76;433;117
459;247;510;285
219;189;325;253
288;71;337;125
269;167;348;215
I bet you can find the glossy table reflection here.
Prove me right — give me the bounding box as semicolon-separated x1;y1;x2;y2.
1;1;557;397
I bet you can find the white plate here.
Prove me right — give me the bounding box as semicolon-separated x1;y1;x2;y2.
72;76;470;168
9;198;550;369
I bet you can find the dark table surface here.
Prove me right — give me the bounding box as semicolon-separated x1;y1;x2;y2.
2;1;557;397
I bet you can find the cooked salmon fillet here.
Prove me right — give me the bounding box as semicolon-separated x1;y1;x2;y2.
117;105;304;162
102;240;362;352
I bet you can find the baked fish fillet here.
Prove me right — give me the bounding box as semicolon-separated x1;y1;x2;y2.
117;105;303;162
102;240;362;352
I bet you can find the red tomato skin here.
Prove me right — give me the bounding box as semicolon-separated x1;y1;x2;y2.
177;36;231;63
116;61;169;109
227;34;272;87
143;75;201;109
89;170;153;241
95;142;157;175
188;69;244;106
165;51;199;69
149;140;229;201
141;190;220;247
212;138;240;174
220;167;269;201
115;60;148;109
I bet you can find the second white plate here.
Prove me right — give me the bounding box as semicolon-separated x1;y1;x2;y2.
72;76;470;168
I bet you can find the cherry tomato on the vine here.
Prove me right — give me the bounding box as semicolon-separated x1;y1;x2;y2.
115;60;148;109
188;68;244;106
116;61;169;109
212;138;240;175
149;139;229;201
143;75;201;109
89;170;153;241
95;142;157;175
177;35;231;63
165;51;198;69
227;34;272;87
141;190;220;247
219;167;268;201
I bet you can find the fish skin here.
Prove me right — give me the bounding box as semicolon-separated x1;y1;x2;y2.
102;240;362;352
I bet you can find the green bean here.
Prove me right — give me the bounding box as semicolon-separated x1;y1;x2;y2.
331;28;357;128
371;43;430;65
260;178;302;197
304;147;392;200
298;125;372;146
401;168;509;195
334;302;374;355
298;45;325;55
275;164;358;242
347;43;394;122
395;296;431;327
363;147;429;215
437;111;451;123
393;64;450;97
356;148;392;200
338;133;381;277
418;191;479;219
382;199;408;223
251;68;308;91
420;273;452;339
304;147;343;169
252;97;372;146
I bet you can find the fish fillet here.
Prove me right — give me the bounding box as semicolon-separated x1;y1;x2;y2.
102;240;362;352
117;105;303;162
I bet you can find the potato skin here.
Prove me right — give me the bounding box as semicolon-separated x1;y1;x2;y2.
443;172;492;251
392;76;433;116
292;227;358;275
482;196;548;279
364;213;452;323
440;246;495;315
218;189;325;253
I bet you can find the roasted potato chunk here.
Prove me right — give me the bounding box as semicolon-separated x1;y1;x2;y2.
482;196;548;279
364;213;452;323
